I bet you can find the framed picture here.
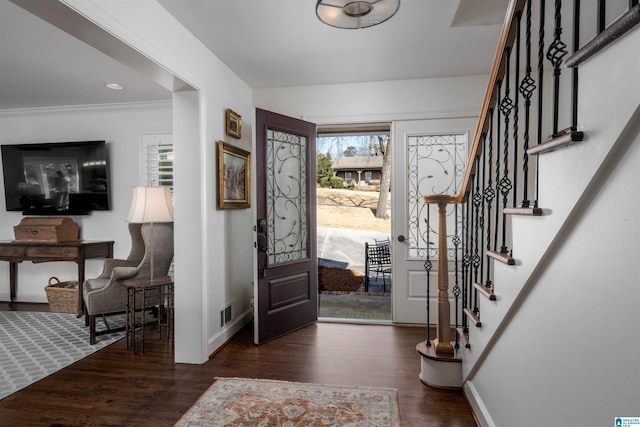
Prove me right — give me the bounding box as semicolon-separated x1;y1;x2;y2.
225;108;242;139
217;141;250;209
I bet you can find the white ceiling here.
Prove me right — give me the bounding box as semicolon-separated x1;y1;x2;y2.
0;0;508;111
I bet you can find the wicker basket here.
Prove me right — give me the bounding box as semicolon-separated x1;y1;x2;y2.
45;276;80;314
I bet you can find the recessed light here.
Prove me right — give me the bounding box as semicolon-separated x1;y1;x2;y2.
105;83;124;90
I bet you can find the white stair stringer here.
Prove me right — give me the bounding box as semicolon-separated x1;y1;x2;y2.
461;26;640;426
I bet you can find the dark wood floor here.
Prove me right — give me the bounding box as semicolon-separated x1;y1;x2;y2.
0;302;476;426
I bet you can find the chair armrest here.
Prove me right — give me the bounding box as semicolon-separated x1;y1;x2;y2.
97;259;138;279
111;266;139;281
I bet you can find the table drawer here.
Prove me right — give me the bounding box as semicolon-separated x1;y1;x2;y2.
26;247;78;258
0;246;25;257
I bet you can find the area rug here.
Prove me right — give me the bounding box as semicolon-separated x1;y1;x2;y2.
0;311;125;400
175;377;401;426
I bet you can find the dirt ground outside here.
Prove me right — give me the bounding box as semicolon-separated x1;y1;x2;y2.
317;187;390;233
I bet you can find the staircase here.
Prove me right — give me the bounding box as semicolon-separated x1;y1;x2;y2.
418;1;640;425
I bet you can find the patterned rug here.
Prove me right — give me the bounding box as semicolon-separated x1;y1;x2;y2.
175;377;401;426
0;311;125;400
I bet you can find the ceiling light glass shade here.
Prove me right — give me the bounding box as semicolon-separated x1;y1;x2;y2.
316;0;400;29
126;186;174;223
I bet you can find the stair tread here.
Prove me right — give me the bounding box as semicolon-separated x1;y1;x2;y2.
464;308;481;327
473;282;496;300
416;341;462;362
504;206;544;216
457;327;471;349
487;250;515;265
527;130;584;155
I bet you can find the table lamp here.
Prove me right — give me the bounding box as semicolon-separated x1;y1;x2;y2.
126;186;174;281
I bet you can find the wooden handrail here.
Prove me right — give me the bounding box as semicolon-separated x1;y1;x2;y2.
424;0;527;206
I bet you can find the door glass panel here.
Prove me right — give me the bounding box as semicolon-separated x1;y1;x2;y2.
407;133;466;259
266;129;308;265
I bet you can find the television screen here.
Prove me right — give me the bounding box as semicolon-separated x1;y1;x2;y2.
1;141;110;215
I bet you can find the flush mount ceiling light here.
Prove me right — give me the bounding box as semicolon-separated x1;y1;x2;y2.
316;0;400;29
105;83;124;90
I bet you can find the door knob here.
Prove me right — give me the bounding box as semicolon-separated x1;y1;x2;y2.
397;235;406;242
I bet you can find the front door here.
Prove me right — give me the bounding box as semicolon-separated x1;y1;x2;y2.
254;108;318;344
392;118;476;324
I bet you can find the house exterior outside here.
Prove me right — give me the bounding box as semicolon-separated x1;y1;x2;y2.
332;155;383;187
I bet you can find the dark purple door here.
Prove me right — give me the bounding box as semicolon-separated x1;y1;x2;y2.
254;108;317;344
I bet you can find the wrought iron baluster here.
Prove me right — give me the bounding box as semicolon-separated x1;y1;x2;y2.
462;200;471;334
547;0;569;137
424;205;432;346
499;48;514;254
494;81;502;251
472;167;482;314
572;0;581;130
519;0;536;208
478;138;486;286
513;12;522;209
598;0;606;32
536;0;546;208
484;110;496;290
452;203;461;349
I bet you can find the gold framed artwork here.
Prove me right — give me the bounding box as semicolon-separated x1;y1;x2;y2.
217;141;250;209
225;108;242;139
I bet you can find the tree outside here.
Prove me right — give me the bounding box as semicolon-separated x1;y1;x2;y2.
316;152;333;184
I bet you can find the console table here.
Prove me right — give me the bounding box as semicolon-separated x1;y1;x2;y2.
0;240;114;313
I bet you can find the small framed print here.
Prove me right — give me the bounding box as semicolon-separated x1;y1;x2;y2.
225;108;242;139
217;141;250;209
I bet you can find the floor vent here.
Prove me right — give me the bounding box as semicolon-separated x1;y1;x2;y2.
220;305;232;327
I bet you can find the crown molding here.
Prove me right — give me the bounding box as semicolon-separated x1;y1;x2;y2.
0;100;172;118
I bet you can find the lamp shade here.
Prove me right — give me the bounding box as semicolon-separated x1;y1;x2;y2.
126;186;174;223
316;0;400;29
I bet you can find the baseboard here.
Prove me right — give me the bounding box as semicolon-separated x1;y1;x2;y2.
207;308;252;356
463;381;495;427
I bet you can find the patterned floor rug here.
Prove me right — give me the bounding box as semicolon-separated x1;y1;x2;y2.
0;311;125;400
175;377;401;426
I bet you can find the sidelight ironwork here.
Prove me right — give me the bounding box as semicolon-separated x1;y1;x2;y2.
407;133;467;259
266;129;308;265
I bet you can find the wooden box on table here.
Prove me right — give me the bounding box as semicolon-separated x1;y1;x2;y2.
13;217;80;242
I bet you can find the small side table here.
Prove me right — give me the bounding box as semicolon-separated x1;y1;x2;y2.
123;276;174;354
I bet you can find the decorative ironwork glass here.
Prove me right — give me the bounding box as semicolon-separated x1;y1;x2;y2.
407;133;467;259
266;129;308;265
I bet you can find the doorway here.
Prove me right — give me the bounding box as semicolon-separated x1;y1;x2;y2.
316;125;392;321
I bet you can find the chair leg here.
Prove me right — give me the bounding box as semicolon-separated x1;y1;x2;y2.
89;315;97;345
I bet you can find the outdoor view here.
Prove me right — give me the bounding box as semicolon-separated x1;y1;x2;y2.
316;131;392;320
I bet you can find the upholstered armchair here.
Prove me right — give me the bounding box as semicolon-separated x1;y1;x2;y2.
83;222;174;344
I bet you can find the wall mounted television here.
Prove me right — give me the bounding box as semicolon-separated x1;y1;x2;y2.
1;140;110;215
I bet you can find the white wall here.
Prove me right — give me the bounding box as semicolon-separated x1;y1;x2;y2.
0;102;171;301
254;75;488;125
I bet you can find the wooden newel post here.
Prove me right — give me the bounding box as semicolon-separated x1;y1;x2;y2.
434;200;454;354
